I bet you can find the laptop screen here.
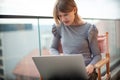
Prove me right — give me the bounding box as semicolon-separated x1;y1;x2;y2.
32;54;89;80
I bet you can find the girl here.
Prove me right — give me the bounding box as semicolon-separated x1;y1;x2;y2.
50;0;101;80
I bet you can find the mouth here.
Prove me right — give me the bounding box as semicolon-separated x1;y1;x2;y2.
64;21;69;24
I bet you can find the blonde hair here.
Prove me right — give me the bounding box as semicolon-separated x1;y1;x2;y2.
53;0;84;26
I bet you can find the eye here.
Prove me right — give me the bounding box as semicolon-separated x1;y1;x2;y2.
64;13;68;16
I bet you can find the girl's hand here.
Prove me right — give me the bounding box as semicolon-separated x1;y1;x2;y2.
60;53;63;55
86;64;94;75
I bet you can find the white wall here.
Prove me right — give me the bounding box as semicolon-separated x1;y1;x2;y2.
0;0;120;19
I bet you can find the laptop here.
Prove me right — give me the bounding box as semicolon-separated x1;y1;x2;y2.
32;54;89;80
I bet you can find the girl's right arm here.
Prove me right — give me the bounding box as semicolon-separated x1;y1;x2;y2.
49;24;61;55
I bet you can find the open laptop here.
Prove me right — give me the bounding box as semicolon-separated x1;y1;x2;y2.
32;54;89;80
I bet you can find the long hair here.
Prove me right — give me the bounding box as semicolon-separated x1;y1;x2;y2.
53;0;84;26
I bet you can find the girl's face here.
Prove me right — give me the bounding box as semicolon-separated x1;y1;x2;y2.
58;8;76;26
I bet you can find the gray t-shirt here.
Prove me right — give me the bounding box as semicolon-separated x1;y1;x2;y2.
50;22;101;66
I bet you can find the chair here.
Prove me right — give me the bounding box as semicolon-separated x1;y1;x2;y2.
40;32;110;80
95;32;111;80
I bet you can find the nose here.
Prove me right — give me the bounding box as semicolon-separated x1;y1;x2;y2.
60;16;66;22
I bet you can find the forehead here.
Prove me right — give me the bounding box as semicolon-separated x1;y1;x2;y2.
58;11;67;14
58;10;73;15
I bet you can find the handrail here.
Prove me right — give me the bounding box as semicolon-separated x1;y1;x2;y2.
0;15;120;20
0;15;53;19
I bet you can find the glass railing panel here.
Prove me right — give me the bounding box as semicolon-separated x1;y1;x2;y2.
39;19;54;55
0;18;40;80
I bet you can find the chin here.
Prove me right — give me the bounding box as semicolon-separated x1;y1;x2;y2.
64;23;71;26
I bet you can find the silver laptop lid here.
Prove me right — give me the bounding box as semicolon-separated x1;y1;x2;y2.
32;54;89;80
